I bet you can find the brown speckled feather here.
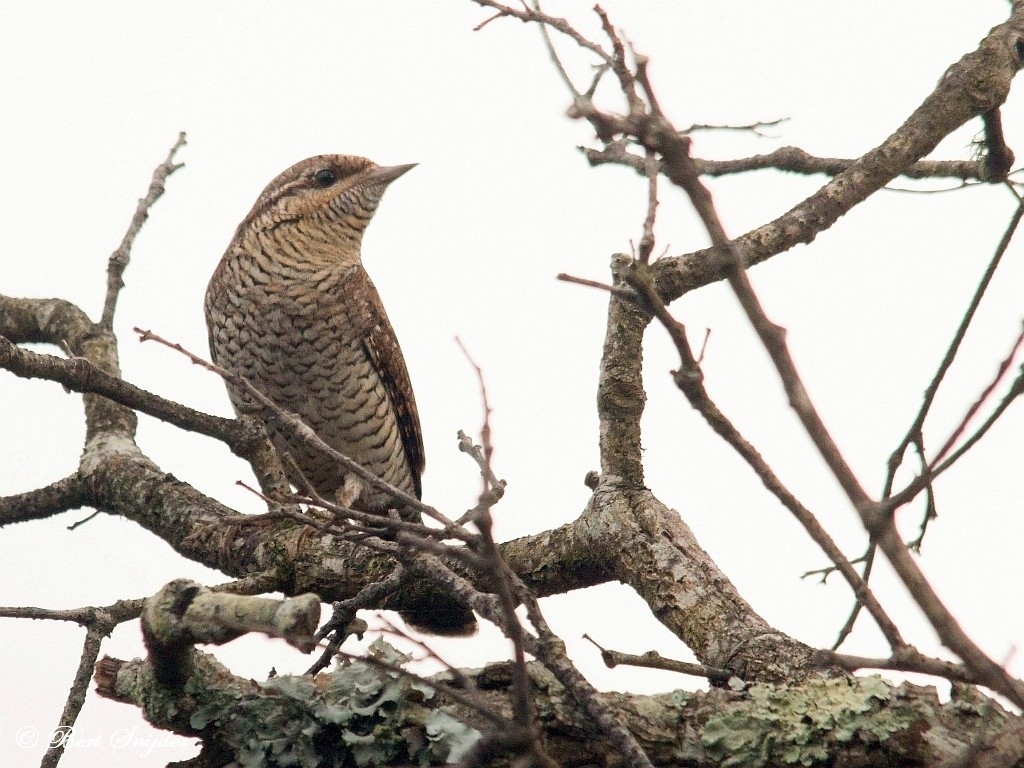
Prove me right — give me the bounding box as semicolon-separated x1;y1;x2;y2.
332;264;425;499
360;318;425;498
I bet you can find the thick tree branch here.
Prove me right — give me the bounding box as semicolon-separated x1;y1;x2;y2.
0;335;237;442
594;255;649;487
0;473;87;525
0;334;293;499
96;649;1014;768
141;580;320;686
0;296;95;349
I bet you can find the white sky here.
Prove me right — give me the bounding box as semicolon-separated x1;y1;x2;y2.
1;2;1021;765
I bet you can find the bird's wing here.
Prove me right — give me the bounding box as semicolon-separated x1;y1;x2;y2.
357;280;426;499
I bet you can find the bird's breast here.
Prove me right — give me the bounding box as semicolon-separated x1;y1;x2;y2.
205;251;413;505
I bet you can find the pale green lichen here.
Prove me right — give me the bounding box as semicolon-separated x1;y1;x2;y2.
187;638;481;767
701;676;923;767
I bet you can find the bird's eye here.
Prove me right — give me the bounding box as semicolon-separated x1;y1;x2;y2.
312;168;338;188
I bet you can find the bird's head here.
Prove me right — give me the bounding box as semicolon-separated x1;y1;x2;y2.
240;154;415;240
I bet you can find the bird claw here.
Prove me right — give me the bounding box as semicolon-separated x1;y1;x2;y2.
336;474;364;509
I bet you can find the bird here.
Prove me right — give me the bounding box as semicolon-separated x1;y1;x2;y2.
204;154;475;636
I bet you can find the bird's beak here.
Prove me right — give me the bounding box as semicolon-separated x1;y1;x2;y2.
363;163;417;187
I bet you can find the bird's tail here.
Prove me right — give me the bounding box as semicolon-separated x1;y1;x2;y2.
399;597;477;637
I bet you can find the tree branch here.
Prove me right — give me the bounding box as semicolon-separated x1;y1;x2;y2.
584;142;996;183
100;133;187;329
0;473;87;525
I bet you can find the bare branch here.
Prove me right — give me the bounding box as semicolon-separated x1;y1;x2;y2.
0;335;234;444
683;118;789;137
884;197;1024;503
41;623;111;768
0;598;144;626
583;633;732;685
583;142;993;182
307;568;405;675
0;473;87;525
814;647;1002;687
877;327;1024;555
928;364;1024;480
929;321;1024;468
636;149;658;265
532;0;584;101
649;12;1024;305
0;334;295;502
470;0;611;64
455;338;497;493
556;271;637;302
516;586;654;768
0;599;142;767
100;133;187;329
142;580;321;686
456;431;504;513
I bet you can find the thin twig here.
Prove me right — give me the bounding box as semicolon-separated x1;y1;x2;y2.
555;272;639;304
42;624;110;768
583;142;990;182
0;334;299;501
882;195;1024;505
306;569;405;675
636;149;658;264
1;600;142;767
470;0;611;63
455;338;496;493
0;336;243;448
813;647;1001;687
883;322;1024;514
683;118;788;137
532;0;583;100
929;322;1024;468
100;133;187;329
451;433;543;757
457;431;504;509
928;366;1024;479
711;169;1024;708
593;4;639;113
582;633;732;684
517;587;654;768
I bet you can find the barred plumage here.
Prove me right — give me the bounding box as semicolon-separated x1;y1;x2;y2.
205;155;474;635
